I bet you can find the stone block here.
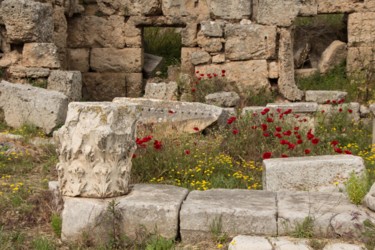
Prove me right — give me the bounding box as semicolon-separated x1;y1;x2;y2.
0;0;53;43
266;102;318;113
67;49;90;72
346;46;375;73
278;28;303;101
205;91;240;107
263;155;365;192
181;22;198;47
190;51;211;65
364;183;375;211
22;43;60;69
97;0;161;16
0;80;68;134
225;22;277;60
317;0;366;13
144;81;178;100
162;0;210;19
113;98;223;133
295;68;318;78
229;236;272;250
269;237;312;250
125;73;143;98
55;102;139;198
8;66;50;78
47;70;82;102
68;15;125;48
323;243;364;250
241;106;267;117
348;12;375;47
254;0;299;27
277;191;373;237
0;50;21;68
195;60;270;93
181;47;199;73
53;6;67;49
210;0;251;19
318;41;347;74
197;32;223;53
90;48;143;73
180;189;277;243
200;20;224;37
305;91;347;104
82;73;126;101
212;54;225;64
268;61;279;79
217;108;237;127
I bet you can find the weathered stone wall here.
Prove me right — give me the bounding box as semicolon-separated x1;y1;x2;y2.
0;0;374;101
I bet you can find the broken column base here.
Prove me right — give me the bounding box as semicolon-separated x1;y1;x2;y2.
54;183;188;244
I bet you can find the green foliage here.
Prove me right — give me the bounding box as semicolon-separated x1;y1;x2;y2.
294;14;345;29
209;216;228;244
291;216;315;238
240;87;277;107
145;235;175;250
345;172;370;205
31;237;55;250
362;219;375;250
51;213;62;237
28;78;48;89
307;239;326;250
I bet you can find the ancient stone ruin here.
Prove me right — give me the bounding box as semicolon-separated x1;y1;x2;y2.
0;0;374;101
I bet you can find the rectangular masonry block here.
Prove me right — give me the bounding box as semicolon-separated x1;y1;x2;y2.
266;102;318;113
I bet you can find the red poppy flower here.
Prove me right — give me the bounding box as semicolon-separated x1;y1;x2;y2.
297;139;303;144
348;109;353;113
281;154;288;158
153;140;162;150
233;129;239;135
288;143;296;150
200;73;204;77
261;124;268;131
321;110;325;113
274;133;282;138
311;138;319;145
221;69;226;74
276;108;282;113
296;134;302;139
304;149;311;154
262;152;272;159
307;130;314;140
280;140;288;145
275;126;282;132
344;150;352;155
191;88;196;92
185;150;191;155
330;140;339;146
132;154;137;158
251;125;257;129
339;108;343;112
196;71;200;74
193;127;200;131
338;98;345;104
283;130;292;136
332;100;337;104
261;108;270;115
214;73;218;77
283;109;292;115
294;127;299;131
267;117;274;123
168;110;175;114
325;100;331;104
227;116;237;125
334;147;343;153
263;132;270;137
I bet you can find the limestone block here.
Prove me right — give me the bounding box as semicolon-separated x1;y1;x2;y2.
197;32;223;53
278;28;303;101
7;66;51;79
364;183;375;211
217;108;237;127
277;191;373;236
210;0;251;19
0;80;68;134
55;102;139;197
82;73;127;101
348;12;375;47
67;49;89;72
241;106;267;117
181;47;199;73
190;51;211;65
0;50;21;68
90;48;143;73
346;46;375;73
0;0;53;43
317;103;360;121
229;236;272;250
323;243;364;250
180;189;277;243
225;22;277;60
205;91;240;107
330;211;375;238
68;15;125;48
97;0;161;16
144;82;178;100
295;68;318;78
305;91;347;104
317;0;366;13
181;22;198;47
124;20;142;48
269;238;312;250
266;102;318;113
318;41;347;74
268;61;279;79
254;0;298;27
48;70;82;102
161;0;210;19
212;54;225;64
53;6;67;49
119;184;188;239
125;73;143;98
113;98;223;133
195;60;270;93
263;155;365;192
200;20;225;37
22;43;60;69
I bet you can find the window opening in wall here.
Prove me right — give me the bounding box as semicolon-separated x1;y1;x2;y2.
142;27;182;79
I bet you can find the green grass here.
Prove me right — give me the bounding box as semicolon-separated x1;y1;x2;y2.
294;14;345;30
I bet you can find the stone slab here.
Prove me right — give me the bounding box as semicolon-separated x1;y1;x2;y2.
210;0;251;19
241;106;267;117
263;155;365;192
348;12;375;47
205;91;240;107
305;91;347;104
295;68;318;78
0;80;68;134
48;70;82;102
67;48;90;72
113;98;223;133
323;243;364;250
144;81;178;100
318;41;347;74
346;46;375;73
266;102;318;113
180;189;277;243
82;73;127;101
229;235;272;250
22;43;60;69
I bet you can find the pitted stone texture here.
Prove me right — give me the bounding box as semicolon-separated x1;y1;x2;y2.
225;22;277;60
191;51;211;65
364;183;375;211
210;0;251;19
113;98;223;133
205;91;240;107
266;102;318;113
55;102;139;198
263;155;365;192
162;0;210;19
181;22;198;47
348;12;375;47
200;21;225;37
197;32;223;53
229;236;272;250
67;49;89;72
82;73;127;101
0;0;53;43
22;43;60;69
181;47;200;73
0;50;21;68
180;189;277;243
47;70;82;102
317;0;366;13
278;28;303;101
212;54;225;64
0;80;68;134
278;191;374;237
323;243;364;250
269;238;312;250
318;41;347;74
346;46;375;73
8;66;51;79
97;0;161;16
305;91;347;104
195;60;270;93
90;48;143;73
119;184;188;239
144;82;178;100
68;15;126;48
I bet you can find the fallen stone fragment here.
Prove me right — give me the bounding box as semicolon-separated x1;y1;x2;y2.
205;91;240;107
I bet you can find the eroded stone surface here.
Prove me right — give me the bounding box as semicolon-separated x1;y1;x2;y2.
205;91;240;107
364;183;375;211
54;102;139;198
210;0;251;19
47;70;82;102
305;91;347;104
229;235;272;250
144;81;178;100
348;12;375;47
266;102;318;113
0;80;68;134
22;43;60;69
82;73;127;101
